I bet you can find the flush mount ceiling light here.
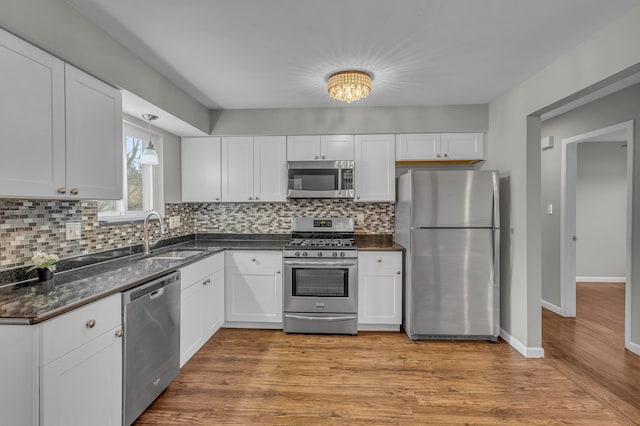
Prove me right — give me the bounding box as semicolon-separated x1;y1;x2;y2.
327;70;372;104
140;113;159;165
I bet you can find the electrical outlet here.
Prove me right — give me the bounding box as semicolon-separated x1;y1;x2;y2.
168;216;181;229
65;222;81;240
547;203;553;215
356;213;365;223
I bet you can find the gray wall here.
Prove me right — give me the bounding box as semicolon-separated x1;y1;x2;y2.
0;0;209;134
576;142;627;279
541;83;638;306
486;4;640;354
210;105;488;135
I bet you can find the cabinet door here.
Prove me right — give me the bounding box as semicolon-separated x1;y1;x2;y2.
182;137;222;202
222;136;254;201
286;135;321;161
65;64;123;200
203;268;225;338
358;252;403;325
395;133;440;160
254;136;287;202
321;135;354;160
354;134;395;202
0;29;66;198
41;326;123;426
225;251;283;323
180;278;206;367
440;133;484;160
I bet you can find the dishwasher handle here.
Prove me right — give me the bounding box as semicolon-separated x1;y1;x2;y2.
122;271;180;304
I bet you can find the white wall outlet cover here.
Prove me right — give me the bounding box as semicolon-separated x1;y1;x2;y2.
65;222;82;240
356;213;365;222
547;203;553;215
541;136;554;150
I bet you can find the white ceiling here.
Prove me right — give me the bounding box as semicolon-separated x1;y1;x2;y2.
68;0;638;114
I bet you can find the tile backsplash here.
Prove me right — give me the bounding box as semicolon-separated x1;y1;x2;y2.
0;199;393;269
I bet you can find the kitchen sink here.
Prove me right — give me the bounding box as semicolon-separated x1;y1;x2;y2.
144;249;206;261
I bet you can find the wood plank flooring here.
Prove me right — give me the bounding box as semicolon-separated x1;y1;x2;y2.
136;283;640;425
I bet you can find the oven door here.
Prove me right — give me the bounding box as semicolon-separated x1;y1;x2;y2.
283;258;357;313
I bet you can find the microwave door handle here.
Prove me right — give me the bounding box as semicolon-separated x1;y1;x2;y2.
337;167;342;192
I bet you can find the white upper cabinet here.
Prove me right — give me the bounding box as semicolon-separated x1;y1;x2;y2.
354;134;395;202
65;64;123;199
287;135;354;160
222;136;286;202
0;29;122;199
396;133;484;161
181;137;222;202
253;136;287;202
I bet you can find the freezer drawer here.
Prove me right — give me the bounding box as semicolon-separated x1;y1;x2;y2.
409;228;498;338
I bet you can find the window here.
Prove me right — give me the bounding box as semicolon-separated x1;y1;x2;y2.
98;121;163;221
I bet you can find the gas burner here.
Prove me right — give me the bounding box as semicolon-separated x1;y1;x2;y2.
284;217;357;258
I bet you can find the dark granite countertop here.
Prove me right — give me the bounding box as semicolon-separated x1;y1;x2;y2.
0;233;402;325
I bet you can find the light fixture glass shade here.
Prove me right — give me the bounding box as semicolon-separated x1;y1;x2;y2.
140;113;159;165
327;70;372;103
141;142;159;165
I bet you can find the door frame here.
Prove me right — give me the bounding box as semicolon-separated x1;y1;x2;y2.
560;120;634;351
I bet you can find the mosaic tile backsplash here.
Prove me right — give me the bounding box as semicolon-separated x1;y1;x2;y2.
0;199;393;269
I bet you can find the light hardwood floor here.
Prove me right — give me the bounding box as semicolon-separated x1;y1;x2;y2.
136;283;640;425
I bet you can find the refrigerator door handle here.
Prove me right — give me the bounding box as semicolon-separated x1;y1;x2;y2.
492;172;500;229
492;228;501;333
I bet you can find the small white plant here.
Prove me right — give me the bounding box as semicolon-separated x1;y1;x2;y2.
28;252;59;272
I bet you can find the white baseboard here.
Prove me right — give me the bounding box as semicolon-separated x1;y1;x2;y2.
223;322;283;330
358;324;401;332
576;276;626;283
541;299;563;316
626;340;640;356
500;328;544;358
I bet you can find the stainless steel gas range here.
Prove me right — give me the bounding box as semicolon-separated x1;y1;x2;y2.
283;218;358;335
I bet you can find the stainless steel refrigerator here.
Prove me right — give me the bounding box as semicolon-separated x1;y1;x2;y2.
395;170;500;341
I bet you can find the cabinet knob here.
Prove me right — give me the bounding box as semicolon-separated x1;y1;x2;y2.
443;153;449;158
357;196;361;200
255;196;260;200
115;330;124;338
248;197;253;200
57;187;67;194
276;270;281;274
70;188;79;195
252;258;257;262
436;154;442;159
314;155;319;160
322;155;326;160
377;258;382;263
215;197;220;201
86;319;96;329
396;271;401;275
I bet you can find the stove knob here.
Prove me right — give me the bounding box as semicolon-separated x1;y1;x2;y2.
340;252;346;257
318;252;323;257
302;252;308;257
332;252;338;257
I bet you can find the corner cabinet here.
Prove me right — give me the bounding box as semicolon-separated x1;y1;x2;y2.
179;252;225;367
287;135;354;160
354;134;395;202
181;137;222;202
40;293;123;426
358;251;403;330
225;251;283;327
222;136;287;202
396;133;484;162
0;28;122;200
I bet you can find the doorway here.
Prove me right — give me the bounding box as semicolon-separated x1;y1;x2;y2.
559;120;635;352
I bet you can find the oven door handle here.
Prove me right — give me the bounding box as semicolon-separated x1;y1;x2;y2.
284;314;358;322
283;260;356;268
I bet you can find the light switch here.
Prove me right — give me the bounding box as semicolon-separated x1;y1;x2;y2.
65;222;82;240
546;204;553;215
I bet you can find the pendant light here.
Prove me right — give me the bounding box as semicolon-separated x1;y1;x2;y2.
140;114;159;165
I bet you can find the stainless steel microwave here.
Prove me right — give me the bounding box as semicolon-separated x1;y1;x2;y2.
287;160;354;199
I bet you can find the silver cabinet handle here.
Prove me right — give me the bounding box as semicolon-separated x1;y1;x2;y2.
86;319;96;329
215;197;220;201
377;258;382;263
314;155;319;160
252;258;257;262
436;153;442;158
248;197;253;200
57;187;66;194
396;271;401;275
115;330;124;338
322;155;326;159
443;153;449;158
255;196;260;200
70;188;79;195
276;270;281;274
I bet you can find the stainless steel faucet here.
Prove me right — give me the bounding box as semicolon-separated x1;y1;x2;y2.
143;210;167;255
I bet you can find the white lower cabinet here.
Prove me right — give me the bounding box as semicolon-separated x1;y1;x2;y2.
358;251;403;330
40;293;123;426
225;251;283;326
180;253;225;367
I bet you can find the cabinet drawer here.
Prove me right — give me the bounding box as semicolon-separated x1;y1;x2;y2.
180;252;224;290
227;251;282;274
40;293;121;365
358;252;402;272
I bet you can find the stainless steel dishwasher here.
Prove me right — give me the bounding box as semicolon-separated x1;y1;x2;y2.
122;271;181;426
